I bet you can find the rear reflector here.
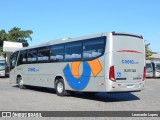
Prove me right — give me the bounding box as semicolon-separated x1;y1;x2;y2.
109;66;116;82
143;67;146;81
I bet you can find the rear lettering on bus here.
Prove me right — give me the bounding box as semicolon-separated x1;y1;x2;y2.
122;60;139;64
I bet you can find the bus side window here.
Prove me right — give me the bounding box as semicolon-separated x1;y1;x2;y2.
17;50;27;65
27;49;37;63
83;37;105;61
50;45;64;62
10;51;19;70
37;47;50;63
65;41;82;61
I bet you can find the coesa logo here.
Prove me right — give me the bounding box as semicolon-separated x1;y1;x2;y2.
63;59;102;90
122;60;139;64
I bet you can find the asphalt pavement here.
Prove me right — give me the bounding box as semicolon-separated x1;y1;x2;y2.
0;78;160;120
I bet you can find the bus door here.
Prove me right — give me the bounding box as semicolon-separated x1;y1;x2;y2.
10;51;19;84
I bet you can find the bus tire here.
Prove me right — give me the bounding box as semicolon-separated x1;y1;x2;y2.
17;76;26;89
55;79;68;96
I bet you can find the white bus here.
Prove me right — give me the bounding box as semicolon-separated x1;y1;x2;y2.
146;60;154;78
152;61;160;78
0;57;6;77
10;32;146;96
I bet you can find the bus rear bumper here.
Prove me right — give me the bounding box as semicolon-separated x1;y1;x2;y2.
146;73;153;78
0;70;5;77
106;81;145;92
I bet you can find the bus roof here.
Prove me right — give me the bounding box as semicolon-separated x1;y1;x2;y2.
18;32;143;51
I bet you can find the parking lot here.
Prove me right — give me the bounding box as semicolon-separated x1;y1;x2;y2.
0;78;160;119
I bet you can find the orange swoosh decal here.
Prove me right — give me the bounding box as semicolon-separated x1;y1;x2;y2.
71;61;81;79
87;59;102;77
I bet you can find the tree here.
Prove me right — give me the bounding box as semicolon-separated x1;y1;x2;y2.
145;43;152;60
0;30;9;54
8;27;33;47
0;30;9;46
0;27;33;53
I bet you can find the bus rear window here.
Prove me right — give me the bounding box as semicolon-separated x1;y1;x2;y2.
83;37;106;61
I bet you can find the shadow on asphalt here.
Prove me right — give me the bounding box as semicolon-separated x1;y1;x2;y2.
13;85;140;102
73;92;140;102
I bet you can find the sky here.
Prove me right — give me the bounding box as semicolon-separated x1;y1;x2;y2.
0;0;160;52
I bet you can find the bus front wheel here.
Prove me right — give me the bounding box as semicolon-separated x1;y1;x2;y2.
17;76;26;89
55;79;68;96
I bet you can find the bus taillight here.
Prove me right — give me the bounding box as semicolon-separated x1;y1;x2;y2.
143;67;146;81
109;66;116;82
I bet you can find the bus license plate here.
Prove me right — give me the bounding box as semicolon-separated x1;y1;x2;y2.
127;84;135;88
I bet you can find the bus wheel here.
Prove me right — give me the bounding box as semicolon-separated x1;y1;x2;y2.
55;79;68;96
17;76;26;89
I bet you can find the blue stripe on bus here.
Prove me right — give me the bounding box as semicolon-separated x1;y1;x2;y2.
63;62;91;90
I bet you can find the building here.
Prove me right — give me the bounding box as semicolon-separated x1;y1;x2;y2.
3;41;23;65
150;52;160;61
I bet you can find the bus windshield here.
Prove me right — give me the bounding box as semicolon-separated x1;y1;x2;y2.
0;61;5;70
146;63;152;72
156;64;160;71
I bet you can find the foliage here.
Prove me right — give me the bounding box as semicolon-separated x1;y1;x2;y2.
145;43;152;60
